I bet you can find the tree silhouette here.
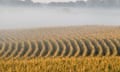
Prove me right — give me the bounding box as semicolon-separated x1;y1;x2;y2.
25;0;32;2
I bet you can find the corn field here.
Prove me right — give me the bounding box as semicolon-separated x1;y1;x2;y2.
0;26;120;72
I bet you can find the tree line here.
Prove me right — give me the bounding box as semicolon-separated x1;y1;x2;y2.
0;0;120;7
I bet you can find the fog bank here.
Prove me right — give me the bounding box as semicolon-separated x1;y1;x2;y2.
0;6;120;29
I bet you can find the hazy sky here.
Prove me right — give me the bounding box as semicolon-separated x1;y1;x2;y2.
32;0;78;3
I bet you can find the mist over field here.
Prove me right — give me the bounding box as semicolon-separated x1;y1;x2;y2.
0;6;120;29
1;1;120;72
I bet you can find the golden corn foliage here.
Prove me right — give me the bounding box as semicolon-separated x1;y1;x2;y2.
0;57;120;72
0;26;120;72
